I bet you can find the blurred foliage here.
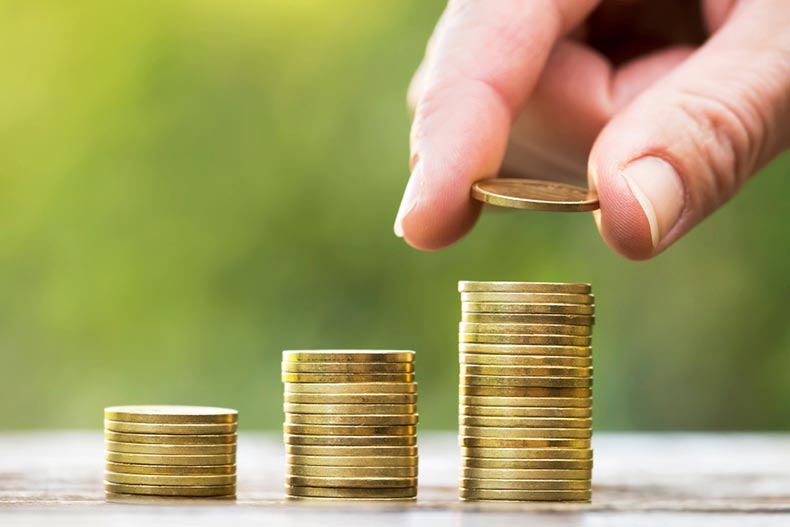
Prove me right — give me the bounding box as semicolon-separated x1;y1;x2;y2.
0;1;787;431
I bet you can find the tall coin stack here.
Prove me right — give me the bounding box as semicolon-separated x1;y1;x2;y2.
282;350;418;500
104;405;238;498
458;281;594;502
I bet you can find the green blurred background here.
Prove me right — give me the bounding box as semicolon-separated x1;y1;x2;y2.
0;1;787;431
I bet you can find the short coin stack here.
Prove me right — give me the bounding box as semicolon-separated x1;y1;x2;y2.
282;350;418;500
104;405;238;498
458;281;594;502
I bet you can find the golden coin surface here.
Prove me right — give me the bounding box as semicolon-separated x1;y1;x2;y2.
461;404;592;418
460;292;593;305
285;434;417;447
460;426;592;439
463;302;594;315
460;343;591;357
285;444;418;457
105;471;236;486
458;281;591;294
284;382;417;394
460;436;590;449
286;486;416;499
104;431;236;445
287;465;418;478
471;178;598;212
105;441;236;455
462;375;592;388
460;478;590;491
105;452;235;466
460;385;592;398
462;458;593;470
104;481;236;497
461;333;591;346
284;393;417;405
461;364;592;378
460;416;592;428
284;403;417;415
286;475;417;489
282;373;415;383
104;420;237;435
286;455;418;467
460;322;592;336
104;406;237;425
282;362;414;374
105;462;236;476
461;447;592;459
462;312;594;326
460;488;592;501
461;354;591;367
285;413;418;426
461;467;590;480
283;424;416;436
283;350;414;363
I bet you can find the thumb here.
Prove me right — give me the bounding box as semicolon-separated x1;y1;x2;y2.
590;1;790;260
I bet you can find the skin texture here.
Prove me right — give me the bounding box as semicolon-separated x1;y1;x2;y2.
396;0;790;260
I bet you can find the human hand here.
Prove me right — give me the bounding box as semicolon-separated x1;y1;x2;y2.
394;0;790;259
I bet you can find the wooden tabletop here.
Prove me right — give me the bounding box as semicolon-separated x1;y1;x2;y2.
1;432;789;525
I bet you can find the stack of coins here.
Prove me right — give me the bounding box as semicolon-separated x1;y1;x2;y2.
458;281;594;502
282;350;418;501
104;405;238;498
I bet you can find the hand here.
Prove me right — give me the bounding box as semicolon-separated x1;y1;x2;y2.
394;0;790;260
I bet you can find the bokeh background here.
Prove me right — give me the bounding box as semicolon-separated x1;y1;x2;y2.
0;0;787;431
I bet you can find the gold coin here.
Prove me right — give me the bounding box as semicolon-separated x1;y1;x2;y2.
105;441;236;455
460;343;591;357
284;403;417;415
460;322;592;336
471;178;598;212
286;485;416;499
458;281;591;294
285;434;417;447
462;375;593;388
285;382;417;394
283;424;416;436
105;462;235;476
460;385;591;398
286;476;417;489
460;487;591;501
282;373;415;383
283;350;414;363
286;454;417;467
462;312;594;325
460;426;591;439
285;444;417;457
460;334;591;346
104;481;236;497
105;452;235;466
460;437;590;448
282;362;414;373
461;404;592;418
105;471;236;486
461;364;592;378
462;447;592;459
461;292;593;305
462;458;592;470
285;413;418;426
287;465;418;478
104;431;236;445
104;406;237;425
460;416;592;428
460;478;590;491
104;420;237;435
461;467;590;480
461;354;591;367
463;302;594;315
284;393;417;405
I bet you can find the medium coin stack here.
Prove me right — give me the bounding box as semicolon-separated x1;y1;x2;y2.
282;350;418;500
458;281;594;502
104;405;238;498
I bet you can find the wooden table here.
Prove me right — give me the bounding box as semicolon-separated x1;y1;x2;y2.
1;432;789;525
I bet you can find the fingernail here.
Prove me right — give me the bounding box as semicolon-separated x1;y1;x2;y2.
621;156;685;247
394;162;423;238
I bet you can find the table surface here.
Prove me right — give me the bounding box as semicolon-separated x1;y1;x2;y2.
1;432;789;526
